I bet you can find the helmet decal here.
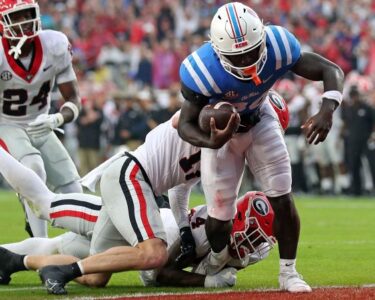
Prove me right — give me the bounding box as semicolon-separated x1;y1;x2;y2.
210;2;267;81
252;197;269;216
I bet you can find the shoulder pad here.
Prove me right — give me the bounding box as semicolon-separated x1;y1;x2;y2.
39;30;70;57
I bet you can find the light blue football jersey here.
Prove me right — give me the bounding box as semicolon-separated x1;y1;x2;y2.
180;25;301;116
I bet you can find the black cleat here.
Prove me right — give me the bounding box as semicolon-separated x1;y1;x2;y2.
38;266;68;295
0;247;22;285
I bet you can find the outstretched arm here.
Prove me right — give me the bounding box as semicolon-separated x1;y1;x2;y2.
292;52;344;144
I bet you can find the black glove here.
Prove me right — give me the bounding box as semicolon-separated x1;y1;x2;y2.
175;226;196;269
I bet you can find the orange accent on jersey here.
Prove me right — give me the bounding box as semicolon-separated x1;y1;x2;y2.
243;66;262;86
2;35;43;83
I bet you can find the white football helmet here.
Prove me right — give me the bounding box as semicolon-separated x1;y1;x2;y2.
0;0;41;58
210;2;267;81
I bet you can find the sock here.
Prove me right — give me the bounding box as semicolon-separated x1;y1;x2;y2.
280;258;297;274
69;262;83;279
321;178;333;191
209;245;230;265
11;253;27;272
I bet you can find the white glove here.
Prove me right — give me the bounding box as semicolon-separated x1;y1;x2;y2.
204;267;237;288
27;113;64;138
193;246;230;275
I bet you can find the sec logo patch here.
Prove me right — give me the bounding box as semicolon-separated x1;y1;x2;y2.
1;71;12;81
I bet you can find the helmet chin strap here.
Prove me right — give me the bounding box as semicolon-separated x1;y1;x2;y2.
8;35;28;59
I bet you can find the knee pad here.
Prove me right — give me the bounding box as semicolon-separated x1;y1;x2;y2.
268;172;292;197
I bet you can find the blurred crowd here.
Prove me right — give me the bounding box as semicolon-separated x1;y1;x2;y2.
38;0;375;196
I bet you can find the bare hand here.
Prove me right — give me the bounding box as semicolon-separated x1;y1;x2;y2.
301;111;333;144
208;113;240;149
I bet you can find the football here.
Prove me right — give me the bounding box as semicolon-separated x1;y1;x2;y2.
198;102;237;133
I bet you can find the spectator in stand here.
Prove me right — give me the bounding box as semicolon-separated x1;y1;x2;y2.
342;85;375;195
77;97;104;176
277;79;309;193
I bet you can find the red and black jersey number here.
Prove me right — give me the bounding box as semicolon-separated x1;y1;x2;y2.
179;150;201;180
188;208;205;229
2;80;51;116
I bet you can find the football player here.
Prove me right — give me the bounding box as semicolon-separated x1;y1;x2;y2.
0;191;275;290
177;2;344;293
0;0;82;238
0;115;200;293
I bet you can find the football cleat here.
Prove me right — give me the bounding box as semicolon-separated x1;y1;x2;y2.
38;266;68;295
279;272;312;293
0;247;21;285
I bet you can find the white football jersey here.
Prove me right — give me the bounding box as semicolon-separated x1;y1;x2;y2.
0;30;75;125
160;205;209;257
132;120;201;196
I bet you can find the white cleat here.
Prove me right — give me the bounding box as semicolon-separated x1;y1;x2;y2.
204;267;237;288
279;272;312;293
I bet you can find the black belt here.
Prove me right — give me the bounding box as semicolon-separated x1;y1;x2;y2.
237;109;261;133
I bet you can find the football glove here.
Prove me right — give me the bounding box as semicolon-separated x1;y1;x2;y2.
26;113;64;138
175;226;196;269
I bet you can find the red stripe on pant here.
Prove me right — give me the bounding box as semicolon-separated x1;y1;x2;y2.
129;164;155;239
50;210;98;222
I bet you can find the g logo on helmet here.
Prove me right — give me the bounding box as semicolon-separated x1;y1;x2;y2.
252;198;269;216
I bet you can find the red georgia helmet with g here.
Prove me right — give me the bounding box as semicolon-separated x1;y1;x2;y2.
229;191;276;261
0;0;41;58
268;89;290;131
0;0;41;38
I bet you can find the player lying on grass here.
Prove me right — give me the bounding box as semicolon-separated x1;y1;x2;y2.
0;116;199;291
0;191;275;291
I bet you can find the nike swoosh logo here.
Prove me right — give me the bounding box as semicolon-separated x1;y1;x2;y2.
43;65;53;72
46;278;59;289
285;263;294;266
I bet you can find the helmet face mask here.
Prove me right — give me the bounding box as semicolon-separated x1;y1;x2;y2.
0;0;41;41
210;2;267;81
229;191;276;262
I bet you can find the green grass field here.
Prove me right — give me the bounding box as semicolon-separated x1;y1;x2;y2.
0;189;374;299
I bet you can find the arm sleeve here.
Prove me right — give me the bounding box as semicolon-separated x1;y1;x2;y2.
168;184;192;229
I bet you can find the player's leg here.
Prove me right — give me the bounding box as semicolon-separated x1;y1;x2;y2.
247;100;311;292
200;143;245;274
2;231;90;259
0;126;49;237
0;147;54;220
0;146;102;238
19;154;49;237
39;156;168;294
38;133;82;194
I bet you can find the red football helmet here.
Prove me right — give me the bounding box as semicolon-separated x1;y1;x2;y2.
268;89;289;131
0;0;41;58
229;191;276;261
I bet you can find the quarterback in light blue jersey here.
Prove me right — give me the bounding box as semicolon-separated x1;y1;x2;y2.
178;2;344;293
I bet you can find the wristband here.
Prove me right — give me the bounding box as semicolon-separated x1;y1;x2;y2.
60;102;80;122
322;90;343;105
